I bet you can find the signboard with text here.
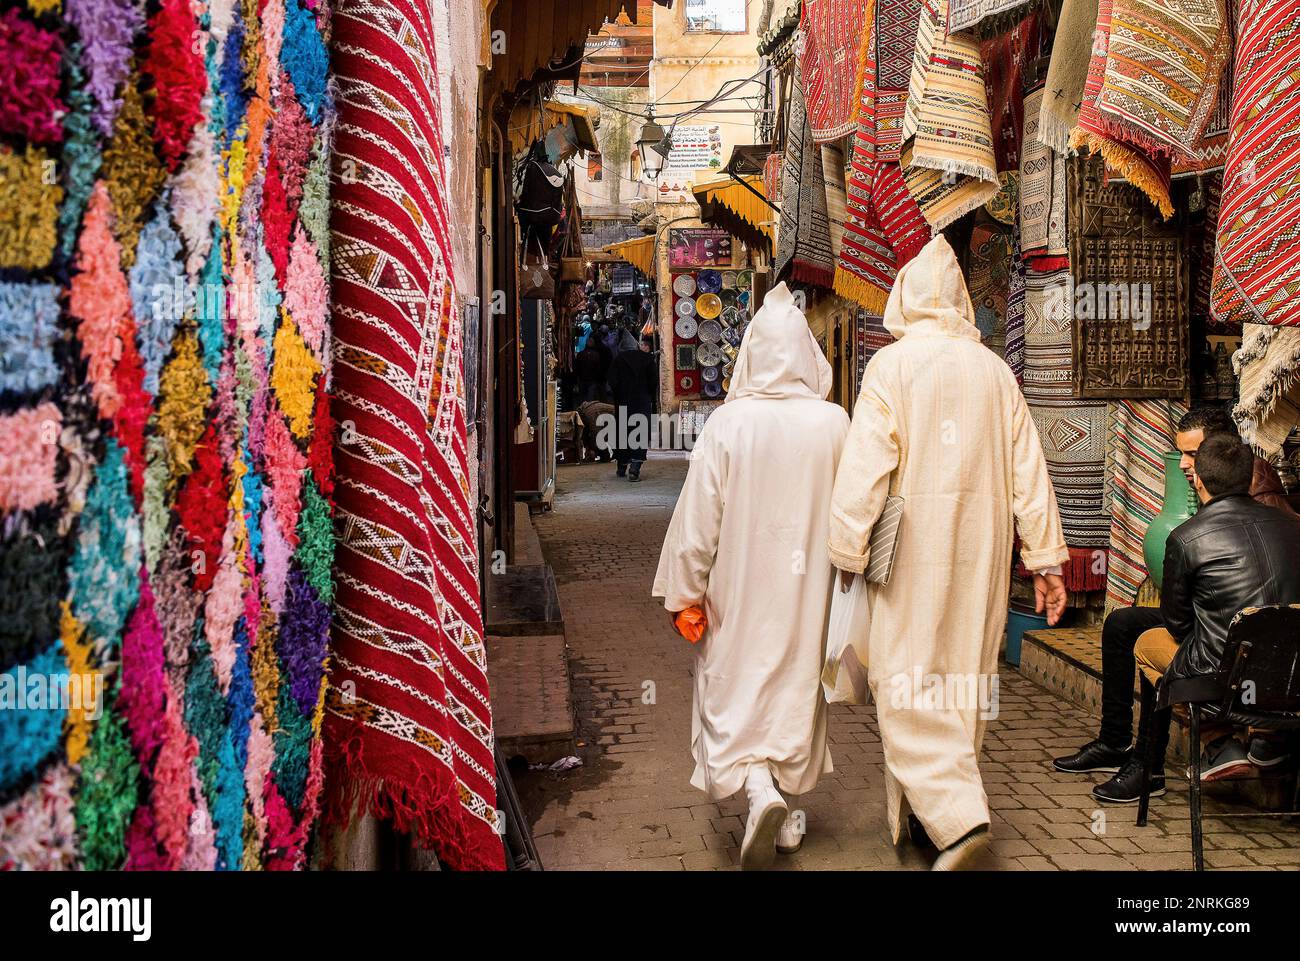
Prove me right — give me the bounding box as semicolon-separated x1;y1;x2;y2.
667;228;733;268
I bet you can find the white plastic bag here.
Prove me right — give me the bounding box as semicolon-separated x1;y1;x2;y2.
821;575;871;705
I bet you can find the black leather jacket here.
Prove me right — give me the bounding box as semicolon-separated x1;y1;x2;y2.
1161;494;1300;687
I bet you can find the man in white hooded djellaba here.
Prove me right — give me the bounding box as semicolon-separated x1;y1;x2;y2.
653;282;849;871
828;235;1069;870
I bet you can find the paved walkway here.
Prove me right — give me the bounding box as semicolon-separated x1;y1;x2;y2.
518;453;1298;871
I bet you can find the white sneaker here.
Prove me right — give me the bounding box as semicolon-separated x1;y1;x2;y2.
931;825;990;871
776;813;803;854
740;784;787;871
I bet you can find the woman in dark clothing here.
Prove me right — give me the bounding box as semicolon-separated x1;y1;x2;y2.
607;331;658;481
574;339;605;403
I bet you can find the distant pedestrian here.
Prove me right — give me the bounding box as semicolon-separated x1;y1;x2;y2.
608;331;656;481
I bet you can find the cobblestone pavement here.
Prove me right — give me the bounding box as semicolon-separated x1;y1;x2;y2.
518;453;1299;871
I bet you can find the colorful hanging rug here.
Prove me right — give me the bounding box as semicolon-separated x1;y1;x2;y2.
1098;0;1231;161
1006;216;1027;383
901;0;1000;228
1233;324;1300;456
835;0;931;311
878;0;923;91
1173;42;1233;178
777;73;835;288
1210;0;1300;328
801;0;874;142
0;0;338;871
1069;0;1173;219
324;0;504;870
950;0;1036;32
1105;400;1188;610
969;215;1013;356
980;10;1041;174
1021;83;1070;270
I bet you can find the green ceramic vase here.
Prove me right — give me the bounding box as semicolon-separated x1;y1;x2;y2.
1142;450;1199;590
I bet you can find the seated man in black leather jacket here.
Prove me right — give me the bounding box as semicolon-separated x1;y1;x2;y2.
1055;433;1300;802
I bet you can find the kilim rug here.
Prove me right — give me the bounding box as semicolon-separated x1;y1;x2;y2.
1173;27;1233;179
950;0;1036;31
1105;399;1188;610
835;0;932;311
801;0;875;142
1210;0;1300;328
853;308;895;389
1006;216;1027;382
969;215;1013;355
325;0;505;870
1234;323;1300;456
1021;83;1070;271
1098;0;1231;161
823;141;849;260
1069;0;1174;219
877;0;922;91
981;10;1042;174
1039;0;1099;153
777;72;836;288
901;0;1001;228
1193;176;1235;332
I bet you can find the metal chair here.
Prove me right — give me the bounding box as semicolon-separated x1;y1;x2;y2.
1135;605;1300;870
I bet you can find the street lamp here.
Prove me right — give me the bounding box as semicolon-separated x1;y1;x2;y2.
638;110;671;180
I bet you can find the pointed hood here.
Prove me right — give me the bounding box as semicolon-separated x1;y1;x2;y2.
725;282;833;403
617;329;640;352
882;234;982;343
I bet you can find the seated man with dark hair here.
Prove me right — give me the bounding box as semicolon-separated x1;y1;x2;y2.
1055;433;1300;802
1173;406;1297;516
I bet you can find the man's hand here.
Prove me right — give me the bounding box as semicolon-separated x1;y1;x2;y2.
1033;572;1067;626
838;569;857;592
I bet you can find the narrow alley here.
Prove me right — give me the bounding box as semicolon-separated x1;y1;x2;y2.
517;457;1297;871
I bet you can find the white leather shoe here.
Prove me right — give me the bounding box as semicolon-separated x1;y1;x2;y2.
740;784;787;871
776;813;803;854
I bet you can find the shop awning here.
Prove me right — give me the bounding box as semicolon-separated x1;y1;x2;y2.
691;175;776;258
604;235;656;276
508;100;600;156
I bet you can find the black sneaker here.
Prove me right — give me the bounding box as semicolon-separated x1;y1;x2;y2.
616;464;627;477
628;466;641;482
1053;738;1131;774
1092;756;1165;804
1247;735;1290;769
1199;736;1252;782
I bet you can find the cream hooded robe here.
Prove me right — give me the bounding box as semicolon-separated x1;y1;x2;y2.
828;236;1068;849
653;283;849;800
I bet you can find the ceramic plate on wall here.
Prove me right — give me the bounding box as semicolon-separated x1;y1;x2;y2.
700;364;720;383
697;319;723;344
672;273;696;297
696;342;724;366
697;269;722;293
702;380;723;398
675;297;697;318
695;293;722;319
676;372;697;393
674;315;699;339
737;269;753;289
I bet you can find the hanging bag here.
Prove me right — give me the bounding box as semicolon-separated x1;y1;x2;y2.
518;231;555;300
822;573;871;705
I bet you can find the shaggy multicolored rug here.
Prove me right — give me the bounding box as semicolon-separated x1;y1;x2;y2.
0;0;337;870
325;0;504;870
1210;0;1300;328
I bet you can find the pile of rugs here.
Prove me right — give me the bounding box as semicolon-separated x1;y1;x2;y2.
777;0;1300;606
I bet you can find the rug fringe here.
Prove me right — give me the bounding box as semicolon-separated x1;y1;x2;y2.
908;153;999;184
834;269;891;313
1067;129;1173;219
1036;112;1075;155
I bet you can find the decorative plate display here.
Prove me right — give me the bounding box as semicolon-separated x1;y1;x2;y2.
702;380;724;398
721;270;738;289
673;273;697;297
720;305;739;325
700;364;720;383
695;293;723;319
697;269;723;293
737;290;750;307
723;326;743;347
737;269;754;289
719;288;738;307
675;343;697;369
676;371;698;393
675;297;697;318
696;343;725;367
674;315;699;339
697;319;723;344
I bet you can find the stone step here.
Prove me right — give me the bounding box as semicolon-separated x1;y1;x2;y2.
485;633;576;765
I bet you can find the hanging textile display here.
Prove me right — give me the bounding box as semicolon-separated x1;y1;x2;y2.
1105;399;1188;610
1005;217;1027;382
1234;324;1300;457
1067;153;1187;397
800;0;874;142
949;0;1035;32
1020;83;1069;271
823;141;849;260
980;10;1040;175
968;215;1013;356
325;0;504;870
901;0;1001;228
1097;0;1230;162
776;73;836;287
1038;0;1098;153
0;0;337;871
1211;0;1300;329
1173;44;1233;179
835;0;931;311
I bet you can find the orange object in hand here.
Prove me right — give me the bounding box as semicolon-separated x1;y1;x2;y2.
673;606;707;643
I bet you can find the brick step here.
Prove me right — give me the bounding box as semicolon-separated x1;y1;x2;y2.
485;633;576;765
